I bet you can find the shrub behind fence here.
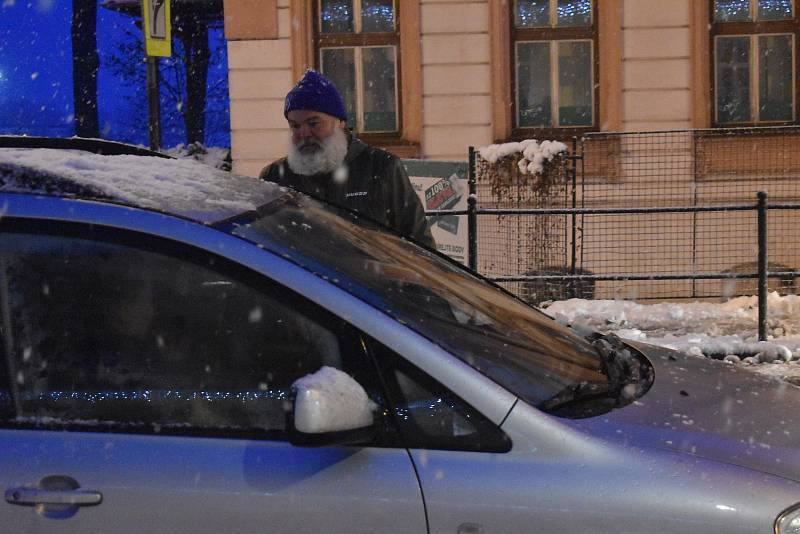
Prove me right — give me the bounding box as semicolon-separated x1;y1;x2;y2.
473;150;574;303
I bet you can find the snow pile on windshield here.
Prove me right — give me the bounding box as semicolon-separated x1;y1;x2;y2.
544;292;800;386
165;144;231;171
292;366;376;433
0;147;281;221
478;139;568;175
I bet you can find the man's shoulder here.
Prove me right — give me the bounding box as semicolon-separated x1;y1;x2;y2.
259;157;289;182
349;137;401;174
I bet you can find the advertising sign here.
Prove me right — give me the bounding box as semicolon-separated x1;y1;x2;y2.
404;160;469;265
142;0;172;57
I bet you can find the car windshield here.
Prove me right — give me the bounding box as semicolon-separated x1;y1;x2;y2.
229;191;606;408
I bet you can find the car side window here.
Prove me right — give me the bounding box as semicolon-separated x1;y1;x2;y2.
0;225;373;440
367;339;511;453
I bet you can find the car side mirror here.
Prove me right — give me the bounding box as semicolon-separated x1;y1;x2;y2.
289;366;377;447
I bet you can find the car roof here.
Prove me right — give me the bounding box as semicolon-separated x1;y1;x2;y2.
0;136;284;225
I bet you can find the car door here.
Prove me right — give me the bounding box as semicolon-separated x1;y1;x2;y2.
0;218;426;534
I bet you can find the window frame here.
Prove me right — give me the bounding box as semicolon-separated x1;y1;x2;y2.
509;0;600;140
710;0;800;127
292;0;421;157
316;1;401;134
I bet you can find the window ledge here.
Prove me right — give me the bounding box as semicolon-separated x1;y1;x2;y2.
357;134;420;158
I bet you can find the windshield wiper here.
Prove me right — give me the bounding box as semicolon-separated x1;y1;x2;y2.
542;333;653;417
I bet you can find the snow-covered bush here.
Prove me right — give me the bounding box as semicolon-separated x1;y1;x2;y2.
479;139;568;176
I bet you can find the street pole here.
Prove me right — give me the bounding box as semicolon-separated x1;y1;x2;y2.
146;56;161;151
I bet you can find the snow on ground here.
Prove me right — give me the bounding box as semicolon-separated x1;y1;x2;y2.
542;292;800;387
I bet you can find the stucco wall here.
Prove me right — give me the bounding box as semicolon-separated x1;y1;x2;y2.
227;0;292;177
420;0;493;160
621;0;693;131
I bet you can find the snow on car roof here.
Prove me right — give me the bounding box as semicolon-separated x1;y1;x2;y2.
0;147;283;224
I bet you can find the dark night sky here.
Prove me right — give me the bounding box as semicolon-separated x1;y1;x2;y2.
0;0;230;148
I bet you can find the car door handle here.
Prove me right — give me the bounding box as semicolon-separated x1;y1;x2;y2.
5;487;103;506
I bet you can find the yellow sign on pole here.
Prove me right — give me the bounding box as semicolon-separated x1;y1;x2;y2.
142;0;171;57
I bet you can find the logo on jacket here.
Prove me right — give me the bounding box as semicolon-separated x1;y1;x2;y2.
345;191;368;198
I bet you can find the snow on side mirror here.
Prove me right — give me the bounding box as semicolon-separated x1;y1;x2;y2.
290;366;377;446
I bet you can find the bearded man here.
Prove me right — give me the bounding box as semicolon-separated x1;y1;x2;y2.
259;70;435;248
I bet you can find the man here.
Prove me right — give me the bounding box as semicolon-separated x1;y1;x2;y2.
260;70;435;248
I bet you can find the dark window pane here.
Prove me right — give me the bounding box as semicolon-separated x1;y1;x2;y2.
558;40;593;126
557;0;592;27
370;341;510;452
516;41;552;127
716;36;751;123
362;46;397;131
758;0;793;20
515;0;550;27
759;34;793;121
0;232;349;437
320;0;354;33
321;47;357;130
362;0;394;32
714;0;751;21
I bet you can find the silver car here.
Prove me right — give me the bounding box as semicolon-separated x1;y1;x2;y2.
1;137;799;533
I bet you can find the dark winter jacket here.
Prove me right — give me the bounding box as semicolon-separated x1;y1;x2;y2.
259;134;435;248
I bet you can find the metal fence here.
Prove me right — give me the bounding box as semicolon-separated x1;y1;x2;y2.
574;128;800;302
425;127;800;322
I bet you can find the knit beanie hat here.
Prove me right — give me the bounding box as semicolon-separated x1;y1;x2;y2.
284;70;348;122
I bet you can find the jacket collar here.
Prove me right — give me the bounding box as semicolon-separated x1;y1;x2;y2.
343;130;367;164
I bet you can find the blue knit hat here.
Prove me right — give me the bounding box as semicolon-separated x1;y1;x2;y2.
284;70;348;121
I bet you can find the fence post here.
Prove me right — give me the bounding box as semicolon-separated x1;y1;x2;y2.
757;191;768;341
468;146;478;272
569;136;579;298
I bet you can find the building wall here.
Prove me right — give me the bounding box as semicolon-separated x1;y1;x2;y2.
621;0;693;131
226;0;293;177
224;1;705;175
420;0;493;160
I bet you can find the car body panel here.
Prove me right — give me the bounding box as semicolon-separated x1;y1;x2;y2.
413;400;800;533
2;430;426;533
571;341;800;482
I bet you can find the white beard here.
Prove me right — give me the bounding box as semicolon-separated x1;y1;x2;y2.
287;128;349;176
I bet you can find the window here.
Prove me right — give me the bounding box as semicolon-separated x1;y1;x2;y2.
367;339;510;453
512;0;597;134
0;221;508;452
711;0;798;125
0;226;375;440
315;0;399;134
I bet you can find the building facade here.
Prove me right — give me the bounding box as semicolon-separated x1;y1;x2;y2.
222;0;795;176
